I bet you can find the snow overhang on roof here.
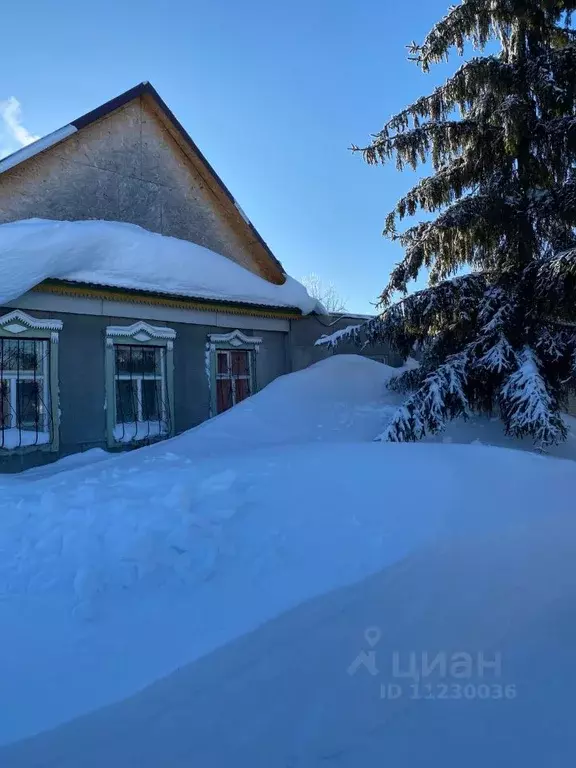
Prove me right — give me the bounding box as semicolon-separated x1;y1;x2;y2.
0;219;321;315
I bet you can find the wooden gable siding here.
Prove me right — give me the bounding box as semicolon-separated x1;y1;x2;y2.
0;96;281;282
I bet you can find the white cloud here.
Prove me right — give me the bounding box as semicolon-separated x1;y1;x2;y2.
0;97;40;160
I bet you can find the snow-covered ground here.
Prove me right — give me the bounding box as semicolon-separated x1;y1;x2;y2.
0;355;575;763
4;505;575;767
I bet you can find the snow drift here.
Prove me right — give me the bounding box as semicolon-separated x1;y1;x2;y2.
0;356;575;753
0;218;319;312
3;507;575;767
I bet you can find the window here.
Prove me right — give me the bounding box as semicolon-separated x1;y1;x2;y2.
207;330;261;416
114;345;167;441
105;322;175;446
0;311;62;452
216;349;253;413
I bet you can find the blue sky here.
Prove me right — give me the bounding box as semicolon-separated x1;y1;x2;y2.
0;0;457;313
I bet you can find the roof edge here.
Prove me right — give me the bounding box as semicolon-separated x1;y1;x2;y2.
35;278;305;318
0;124;77;175
75;83;286;279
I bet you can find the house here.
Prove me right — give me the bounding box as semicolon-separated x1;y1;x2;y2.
0;83;397;472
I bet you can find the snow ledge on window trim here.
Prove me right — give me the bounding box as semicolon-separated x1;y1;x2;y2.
0;309;63;334
105;321;176;347
207;329;262;351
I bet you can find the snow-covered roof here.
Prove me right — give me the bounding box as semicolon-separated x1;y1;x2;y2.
0;219;320;314
0;125;77;175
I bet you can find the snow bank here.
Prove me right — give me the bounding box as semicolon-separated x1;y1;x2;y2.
0;218;319;313
4;506;574;767
153;354;576;460
0;355;575;748
185;354;406;452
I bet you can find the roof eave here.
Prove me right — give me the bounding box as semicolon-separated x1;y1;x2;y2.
34;278;305;318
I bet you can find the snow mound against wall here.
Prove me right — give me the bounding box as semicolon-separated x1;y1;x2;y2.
186;354;407;452
0;218;319;313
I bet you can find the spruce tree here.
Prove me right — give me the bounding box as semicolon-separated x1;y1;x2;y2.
324;0;576;446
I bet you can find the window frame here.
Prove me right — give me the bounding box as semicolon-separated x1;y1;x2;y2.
105;322;176;448
206;330;262;417
0;310;62;454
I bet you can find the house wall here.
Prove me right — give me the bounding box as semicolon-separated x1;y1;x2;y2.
289;313;403;371
0;97;274;280
0;305;288;472
0;294;401;473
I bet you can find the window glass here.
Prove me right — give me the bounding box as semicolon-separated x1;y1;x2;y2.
214;348;253;413
231;350;249;377
217;378;233;413
112;342;170;443
115;345;160;376
217;351;229;375
1;380;10;427
0;339;42;372
116;379;137;423
0;336;52;449
17;380;43;427
141;379;161;421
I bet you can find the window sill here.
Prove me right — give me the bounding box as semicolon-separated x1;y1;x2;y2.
0;441;57;455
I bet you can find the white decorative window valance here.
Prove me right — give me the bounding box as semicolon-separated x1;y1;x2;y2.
0;310;63;343
207;329;262;351
105;321;176;348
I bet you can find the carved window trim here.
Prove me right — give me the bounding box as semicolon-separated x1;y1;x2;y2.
206;330;262;417
0;310;63;454
105;322;176;447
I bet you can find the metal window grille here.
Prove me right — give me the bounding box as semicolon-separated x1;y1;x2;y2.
215;349;253;414
113;344;171;443
0;337;52;449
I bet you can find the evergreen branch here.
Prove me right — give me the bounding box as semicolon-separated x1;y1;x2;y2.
385;160;509;233
379;351;470;441
385;192;525;295
314;324;362;349
376;274;486;356
378;45;576;138
356;120;489;171
387;366;425;393
534;246;576;320
535;325;569;362
416;0;498;72
383;56;515;133
500;346;567;446
475;334;517;373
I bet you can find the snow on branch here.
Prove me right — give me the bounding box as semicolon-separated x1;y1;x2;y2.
387;366;424;393
500;346;567;447
476;334;517;373
535;326;569;363
378;351;469;442
315;325;361;348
